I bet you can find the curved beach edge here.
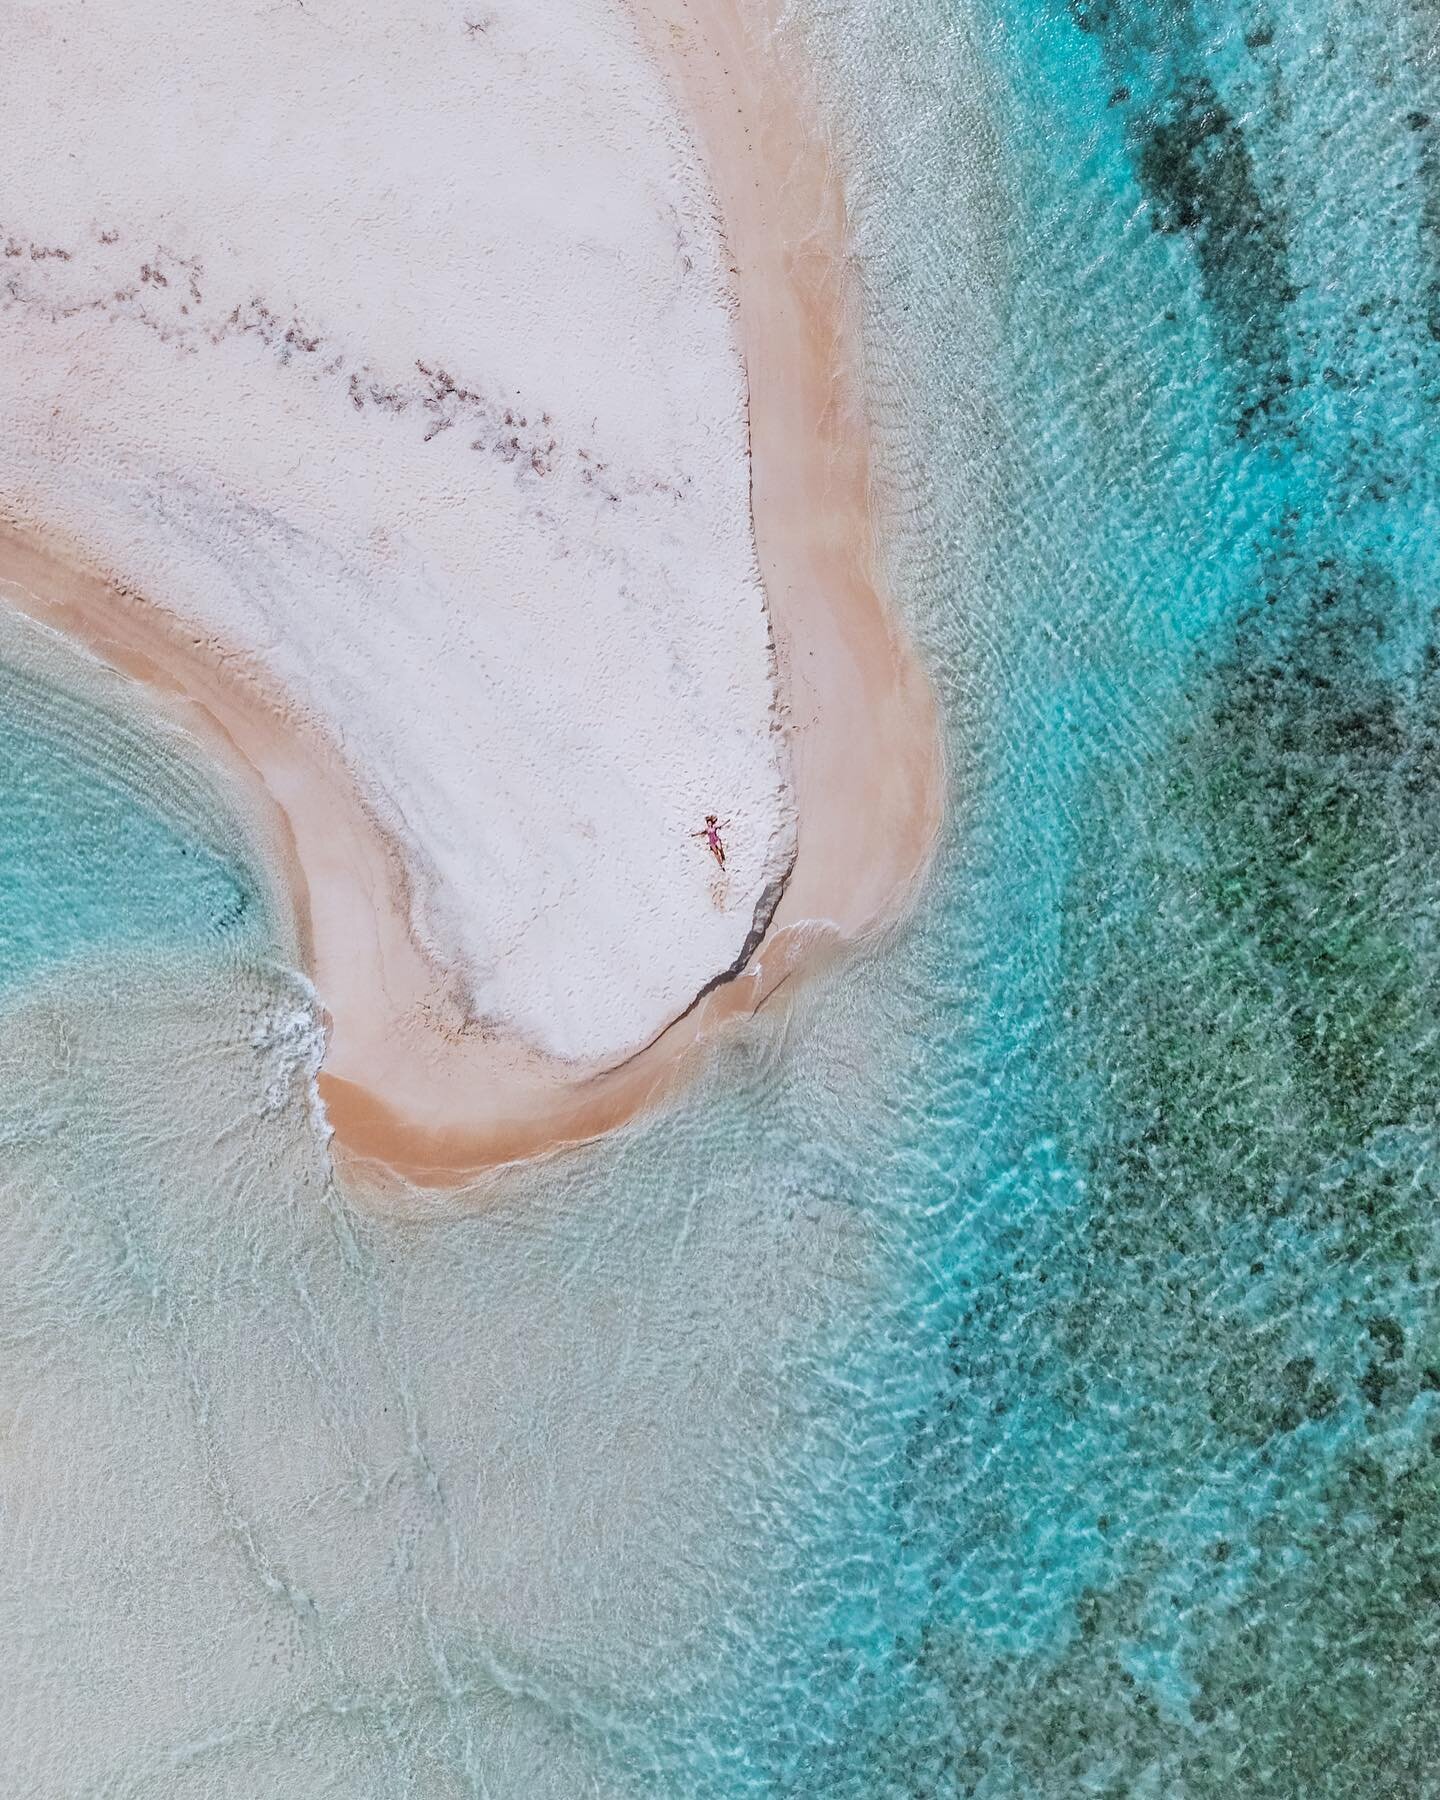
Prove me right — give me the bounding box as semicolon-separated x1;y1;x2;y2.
0;0;942;1195
330;0;946;1189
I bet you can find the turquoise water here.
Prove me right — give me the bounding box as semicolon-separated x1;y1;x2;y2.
690;0;1440;1788
0;650;262;991
4;0;1440;1793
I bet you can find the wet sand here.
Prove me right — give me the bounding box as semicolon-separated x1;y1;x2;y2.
0;0;941;1192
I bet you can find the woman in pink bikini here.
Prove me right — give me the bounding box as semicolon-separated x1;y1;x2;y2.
692;814;730;868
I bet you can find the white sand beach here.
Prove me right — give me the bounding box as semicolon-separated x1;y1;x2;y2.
0;0;941;1185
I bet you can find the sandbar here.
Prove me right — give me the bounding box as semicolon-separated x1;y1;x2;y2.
0;0;941;1188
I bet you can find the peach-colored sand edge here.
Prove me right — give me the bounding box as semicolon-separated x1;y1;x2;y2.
0;0;942;1191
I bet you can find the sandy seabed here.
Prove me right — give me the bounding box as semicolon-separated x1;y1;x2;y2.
0;0;940;1189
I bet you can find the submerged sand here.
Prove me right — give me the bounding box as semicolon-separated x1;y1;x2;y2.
0;0;941;1187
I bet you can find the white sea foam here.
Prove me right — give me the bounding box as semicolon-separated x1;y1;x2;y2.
248;979;331;1134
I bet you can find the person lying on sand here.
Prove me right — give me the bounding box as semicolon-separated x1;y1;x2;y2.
692;814;730;868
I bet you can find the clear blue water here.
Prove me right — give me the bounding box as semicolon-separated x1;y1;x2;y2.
4;0;1440;1793
624;0;1440;1787
0;653;262;991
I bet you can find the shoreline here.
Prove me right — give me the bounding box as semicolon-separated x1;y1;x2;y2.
628;0;943;948
0;1;941;1191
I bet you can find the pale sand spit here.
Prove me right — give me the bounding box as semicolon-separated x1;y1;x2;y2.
0;0;941;1188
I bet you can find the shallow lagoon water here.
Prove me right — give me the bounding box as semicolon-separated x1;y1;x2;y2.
4;0;1440;1793
0;623;261;993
